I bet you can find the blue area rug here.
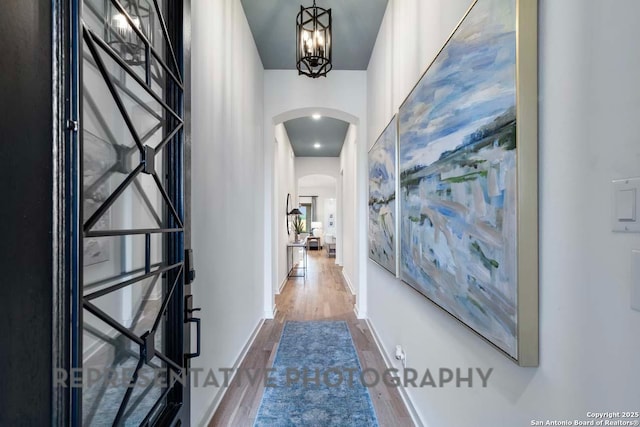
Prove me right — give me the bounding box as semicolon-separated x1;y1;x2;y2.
254;321;379;427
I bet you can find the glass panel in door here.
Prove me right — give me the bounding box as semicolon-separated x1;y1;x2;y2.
79;0;185;425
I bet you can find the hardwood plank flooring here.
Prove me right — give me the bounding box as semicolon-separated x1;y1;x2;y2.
209;250;414;427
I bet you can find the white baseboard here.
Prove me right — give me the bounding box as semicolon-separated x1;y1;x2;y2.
197;318;266;427
277;276;288;294
341;270;356;295
343;272;363;319
353;304;367;319
364;318;424;427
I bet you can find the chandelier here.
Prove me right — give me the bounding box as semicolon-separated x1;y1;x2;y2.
296;0;332;78
106;0;154;66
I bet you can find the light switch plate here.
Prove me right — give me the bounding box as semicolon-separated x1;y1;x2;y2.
612;178;640;232
633;250;640;312
616;188;636;221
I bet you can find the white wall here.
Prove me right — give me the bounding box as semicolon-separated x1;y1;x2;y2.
190;0;265;424
295;157;340;182
297;184;337;239
366;0;640;425
339;125;359;298
274;124;296;291
295;157;340;245
264;70;368;317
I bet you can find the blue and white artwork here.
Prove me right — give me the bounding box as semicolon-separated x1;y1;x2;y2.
369;116;397;275
399;0;518;357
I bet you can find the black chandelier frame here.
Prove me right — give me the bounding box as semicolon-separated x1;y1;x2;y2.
296;0;332;78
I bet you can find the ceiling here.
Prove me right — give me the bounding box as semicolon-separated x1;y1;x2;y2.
284;116;349;157
240;0;388;70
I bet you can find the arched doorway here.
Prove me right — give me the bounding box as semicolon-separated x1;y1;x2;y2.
297;174;338;256
265;107;366;320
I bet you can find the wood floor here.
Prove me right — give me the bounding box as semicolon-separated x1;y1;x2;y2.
209;250;414;427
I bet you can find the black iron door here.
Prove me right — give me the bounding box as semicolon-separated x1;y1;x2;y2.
72;0;196;425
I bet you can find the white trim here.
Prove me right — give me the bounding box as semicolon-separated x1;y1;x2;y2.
264;307;276;320
341;270;356;295
197;318;266;427
277;276;288;294
364;318;424;427
272;107;359;127
343;271;365;319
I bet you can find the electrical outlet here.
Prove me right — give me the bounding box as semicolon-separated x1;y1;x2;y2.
395;345;406;368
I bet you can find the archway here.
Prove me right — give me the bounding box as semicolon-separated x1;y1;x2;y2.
272;107;359;127
297;174;338;256
264;106;367;320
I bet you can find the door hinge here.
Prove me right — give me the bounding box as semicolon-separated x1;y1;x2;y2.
66;119;78;132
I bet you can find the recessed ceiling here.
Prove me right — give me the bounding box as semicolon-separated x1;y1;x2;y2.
240;0;388;70
284;116;350;157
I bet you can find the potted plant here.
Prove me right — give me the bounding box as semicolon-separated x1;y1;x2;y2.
292;216;304;243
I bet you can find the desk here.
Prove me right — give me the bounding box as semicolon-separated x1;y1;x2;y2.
287;242;307;279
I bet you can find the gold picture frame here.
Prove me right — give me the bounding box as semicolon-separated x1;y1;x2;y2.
397;0;538;366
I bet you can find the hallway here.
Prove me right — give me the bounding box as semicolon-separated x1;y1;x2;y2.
211;251;413;426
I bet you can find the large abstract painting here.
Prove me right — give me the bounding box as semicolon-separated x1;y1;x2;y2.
398;0;538;364
369;116;397;275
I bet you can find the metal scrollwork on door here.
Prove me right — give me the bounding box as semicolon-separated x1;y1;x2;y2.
79;0;186;425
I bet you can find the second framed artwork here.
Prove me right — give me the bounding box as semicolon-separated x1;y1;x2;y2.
367;0;538;366
368;116;397;275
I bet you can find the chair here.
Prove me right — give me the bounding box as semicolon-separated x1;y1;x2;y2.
308;222;323;250
324;234;336;257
